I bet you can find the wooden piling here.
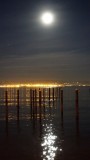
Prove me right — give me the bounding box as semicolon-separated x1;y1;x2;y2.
56;87;58;99
30;89;33;117
75;89;79;115
5;91;8;121
17;90;19;121
42;88;45;116
61;90;63;104
32;90;34;106
39;89;42;117
52;88;54;101
32;90;35;116
30;89;32;105
43;88;45;102
39;89;41;105
59;87;61;98
75;89;79;103
5;90;8;106
60;90;63;114
17;90;19;106
35;89;37;116
35;89;37;104
75;89;79;137
49;88;50;101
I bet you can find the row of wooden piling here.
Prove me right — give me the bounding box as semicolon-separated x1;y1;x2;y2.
4;88;56;106
4;88;79;125
4;88;79;136
5;88;79;116
4;88;79;106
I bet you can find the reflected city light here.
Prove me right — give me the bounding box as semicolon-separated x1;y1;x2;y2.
41;124;63;160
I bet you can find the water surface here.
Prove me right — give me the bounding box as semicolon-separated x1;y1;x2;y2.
0;86;90;160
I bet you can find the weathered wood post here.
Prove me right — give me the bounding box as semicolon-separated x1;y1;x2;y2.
43;88;45;102
35;89;37;116
39;89;42;117
5;90;8;106
60;89;63;114
49;88;50;101
75;89;79;117
30;89;32;115
32;90;35;115
75;89;79;115
35;89;37;105
39;89;41;105
17;89;19;121
52;88;54;101
59;87;61;99
55;87;58;99
75;89;79;137
5;90;8;123
43;88;45;114
30;89;32;103
17;90;19;106
75;89;79;104
32;90;34;106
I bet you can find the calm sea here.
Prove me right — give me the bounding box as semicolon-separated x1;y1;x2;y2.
0;86;90;160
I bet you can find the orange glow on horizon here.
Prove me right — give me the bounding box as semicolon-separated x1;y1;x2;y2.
0;83;62;88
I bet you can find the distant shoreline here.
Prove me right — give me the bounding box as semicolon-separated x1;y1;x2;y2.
0;83;90;88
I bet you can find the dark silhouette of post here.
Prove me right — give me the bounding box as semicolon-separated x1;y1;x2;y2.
32;90;35;116
35;89;37;105
39;89;42;117
30;89;33;116
56;87;58;99
49;88;50;101
32;90;34;106
60;90;63;114
59;87;61;99
39;89;41;104
43;88;45;114
5;90;8;135
75;89;79;123
43;88;45;102
75;89;80;139
5;90;8;106
17;90;19;106
17;90;19;121
35;89;37;116
75;89;79;119
75;89;79;105
5;90;8;124
52;88;54;101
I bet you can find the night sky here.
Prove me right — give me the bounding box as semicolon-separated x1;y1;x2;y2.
0;0;90;83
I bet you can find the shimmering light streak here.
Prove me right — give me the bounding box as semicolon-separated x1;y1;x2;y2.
41;124;63;160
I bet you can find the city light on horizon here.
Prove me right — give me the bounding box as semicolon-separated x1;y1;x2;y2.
0;83;62;88
0;82;89;88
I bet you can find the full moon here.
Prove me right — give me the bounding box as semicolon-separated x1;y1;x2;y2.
41;12;54;25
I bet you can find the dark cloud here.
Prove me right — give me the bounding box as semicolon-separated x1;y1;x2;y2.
0;0;90;82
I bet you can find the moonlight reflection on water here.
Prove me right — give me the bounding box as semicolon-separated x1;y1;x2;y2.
41;123;63;160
